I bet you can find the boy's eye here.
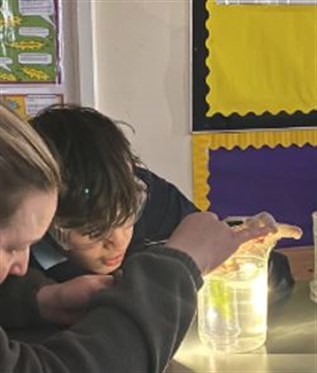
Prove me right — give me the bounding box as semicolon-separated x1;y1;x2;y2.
70;237;103;251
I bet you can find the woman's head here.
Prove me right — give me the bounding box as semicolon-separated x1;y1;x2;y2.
31;104;145;274
0;103;60;282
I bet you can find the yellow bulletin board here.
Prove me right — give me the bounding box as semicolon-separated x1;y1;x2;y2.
206;2;316;117
192;0;317;131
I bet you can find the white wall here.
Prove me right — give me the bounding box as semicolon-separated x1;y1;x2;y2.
91;0;192;199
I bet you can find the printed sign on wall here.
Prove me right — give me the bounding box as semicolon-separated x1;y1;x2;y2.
1;93;63;119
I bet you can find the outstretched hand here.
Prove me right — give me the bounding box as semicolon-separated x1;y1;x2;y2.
166;211;278;275
37;274;114;325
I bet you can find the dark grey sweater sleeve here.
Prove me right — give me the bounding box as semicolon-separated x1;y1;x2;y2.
0;268;55;328
0;246;202;373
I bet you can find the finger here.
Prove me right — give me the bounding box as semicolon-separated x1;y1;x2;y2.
234;225;276;246
246;212;271;225
188;211;219;221
275;224;302;240
244;212;277;230
92;275;114;288
102;275;115;287
256;212;277;230
235;213;278;241
208;211;219;220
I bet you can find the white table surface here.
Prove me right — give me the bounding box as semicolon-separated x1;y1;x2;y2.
166;281;316;373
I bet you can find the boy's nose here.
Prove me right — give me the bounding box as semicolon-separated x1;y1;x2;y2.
102;228;122;249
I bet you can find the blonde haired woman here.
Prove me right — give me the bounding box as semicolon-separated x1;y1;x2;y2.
0;103;276;372
0;103;60;281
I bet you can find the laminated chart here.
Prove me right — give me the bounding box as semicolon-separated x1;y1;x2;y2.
1;93;63;120
0;0;60;83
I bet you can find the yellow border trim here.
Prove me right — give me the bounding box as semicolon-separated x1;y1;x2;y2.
192;135;211;211
192;130;317;210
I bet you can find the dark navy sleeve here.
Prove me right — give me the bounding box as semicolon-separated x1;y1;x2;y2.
129;168;199;253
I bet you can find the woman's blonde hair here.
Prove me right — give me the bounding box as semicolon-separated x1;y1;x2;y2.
0;103;61;227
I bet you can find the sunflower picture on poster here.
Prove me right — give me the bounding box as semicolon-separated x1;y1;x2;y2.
0;0;60;83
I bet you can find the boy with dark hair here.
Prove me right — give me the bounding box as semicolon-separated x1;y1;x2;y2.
29;104;293;300
30;104;198;282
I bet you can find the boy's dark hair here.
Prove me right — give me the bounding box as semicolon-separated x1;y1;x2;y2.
30;104;142;237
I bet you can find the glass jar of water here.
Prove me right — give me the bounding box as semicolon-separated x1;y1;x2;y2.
198;252;269;353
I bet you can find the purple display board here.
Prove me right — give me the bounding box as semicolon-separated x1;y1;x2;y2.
208;145;317;248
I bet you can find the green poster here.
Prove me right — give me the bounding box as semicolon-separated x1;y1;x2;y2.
0;0;60;83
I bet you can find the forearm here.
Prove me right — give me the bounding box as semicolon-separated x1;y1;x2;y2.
85;246;202;371
1;246;202;373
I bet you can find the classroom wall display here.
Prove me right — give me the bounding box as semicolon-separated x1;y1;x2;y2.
191;1;317;247
1;93;63;120
0;0;71;119
192;131;317;247
0;0;61;84
192;0;317;131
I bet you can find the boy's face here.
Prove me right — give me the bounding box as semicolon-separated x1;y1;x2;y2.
65;218;134;275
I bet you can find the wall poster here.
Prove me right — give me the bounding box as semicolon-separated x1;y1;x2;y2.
1;93;63;119
0;0;60;84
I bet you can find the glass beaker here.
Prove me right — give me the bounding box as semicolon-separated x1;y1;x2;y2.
198;252;269;353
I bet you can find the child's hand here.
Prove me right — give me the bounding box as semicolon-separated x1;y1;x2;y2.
37;275;114;325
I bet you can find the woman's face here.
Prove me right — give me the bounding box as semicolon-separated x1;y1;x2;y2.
64;219;134;275
0;190;57;283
